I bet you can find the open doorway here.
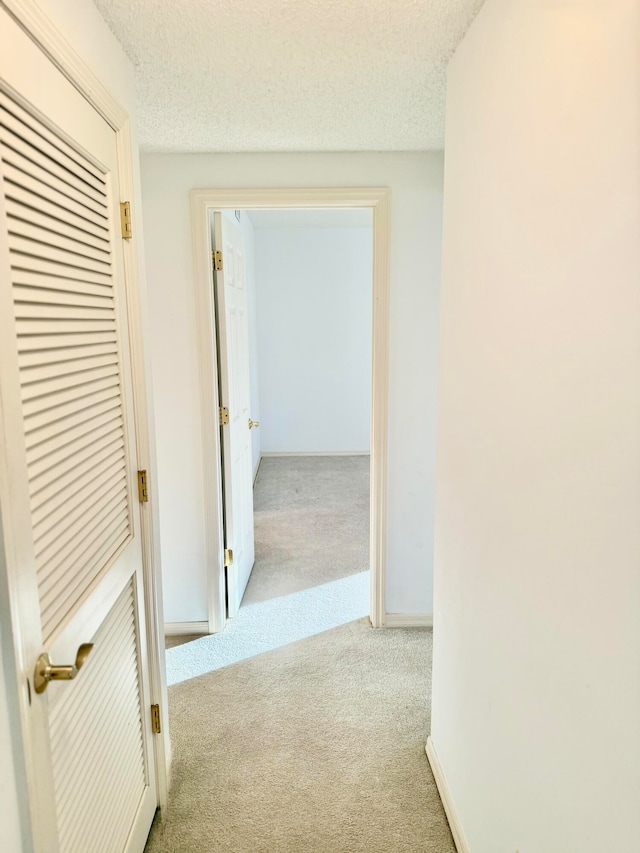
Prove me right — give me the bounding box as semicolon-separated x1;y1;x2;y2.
170;189;388;674
195;206;374;669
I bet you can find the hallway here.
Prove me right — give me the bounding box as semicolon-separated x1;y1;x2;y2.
148;458;453;852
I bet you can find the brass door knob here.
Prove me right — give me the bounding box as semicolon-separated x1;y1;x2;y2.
248;419;260;429
34;643;94;694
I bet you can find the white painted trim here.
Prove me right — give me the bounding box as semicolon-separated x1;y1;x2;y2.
116;120;169;811
164;622;209;637
191;188;390;633
425;737;471;853
260;451;371;457
384;613;433;628
0;0;168;818
1;0;127;129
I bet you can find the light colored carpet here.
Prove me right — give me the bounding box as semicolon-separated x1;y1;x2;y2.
151;458;453;851
147;620;455;852
165;457;370;683
166;572;369;684
244;455;370;604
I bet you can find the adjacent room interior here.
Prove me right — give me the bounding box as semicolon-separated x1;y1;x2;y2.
166;207;373;682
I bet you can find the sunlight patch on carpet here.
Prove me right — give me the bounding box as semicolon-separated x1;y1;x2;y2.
166;571;369;685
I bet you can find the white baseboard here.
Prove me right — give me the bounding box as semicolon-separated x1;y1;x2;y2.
384;612;433;628
164;621;209;636
260;451;370;457
425;737;470;853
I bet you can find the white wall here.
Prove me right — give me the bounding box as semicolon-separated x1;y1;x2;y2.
254;222;372;454
0;3;150;850
431;1;640;851
141;153;444;622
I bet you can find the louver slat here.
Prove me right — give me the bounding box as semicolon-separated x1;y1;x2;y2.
26;387;121;440
10;233;111;275
2;160;109;227
9;220;112;264
51;607;136;753
43;522;131;638
48;581;146;853
27;413;123;480
34;467;127;554
0;143;108;214
38;498;128;592
3;182;109;239
21;352;119;388
22;373;120;419
12;256;112;287
19;341;118;370
0;91;106;186
6;197;110;252
29;430;124;504
55;655;140;799
0;121;109;205
24;398;122;459
18;330;118;353
18;319;116;338
0;94;132;643
30;435;125;517
14;288;114;313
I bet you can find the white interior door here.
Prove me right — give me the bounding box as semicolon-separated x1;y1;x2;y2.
0;12;157;852
213;212;256;618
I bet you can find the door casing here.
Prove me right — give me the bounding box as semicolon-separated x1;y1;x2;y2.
0;0;169;842
190;187;390;633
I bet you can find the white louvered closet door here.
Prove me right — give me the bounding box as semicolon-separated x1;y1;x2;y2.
0;11;157;853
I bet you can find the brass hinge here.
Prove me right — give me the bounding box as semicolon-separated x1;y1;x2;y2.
120;201;132;239
137;470;149;503
219;406;229;426
211;249;223;271
224;548;234;567
150;704;161;734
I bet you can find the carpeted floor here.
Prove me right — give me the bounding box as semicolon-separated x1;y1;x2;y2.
148;457;454;852
245;455;371;604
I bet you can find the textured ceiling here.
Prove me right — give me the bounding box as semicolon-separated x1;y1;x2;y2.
93;0;485;153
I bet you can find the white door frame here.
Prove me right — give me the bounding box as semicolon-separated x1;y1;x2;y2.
0;0;169;829
190;187;390;631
